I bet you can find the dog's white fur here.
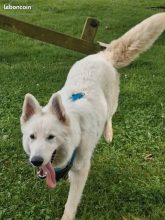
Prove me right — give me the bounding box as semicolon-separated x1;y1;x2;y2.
21;13;165;220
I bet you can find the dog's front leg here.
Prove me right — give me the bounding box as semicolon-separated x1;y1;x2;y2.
61;160;90;220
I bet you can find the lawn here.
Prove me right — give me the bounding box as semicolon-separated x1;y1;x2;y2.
0;0;165;219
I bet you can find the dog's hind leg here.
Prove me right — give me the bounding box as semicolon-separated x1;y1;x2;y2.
104;117;113;143
61;160;90;220
102;67;119;143
104;80;119;143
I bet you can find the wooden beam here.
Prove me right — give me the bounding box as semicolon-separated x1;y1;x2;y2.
0;14;104;54
81;17;99;42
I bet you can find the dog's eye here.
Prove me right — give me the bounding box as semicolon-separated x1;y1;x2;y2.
47;135;55;140
30;134;36;139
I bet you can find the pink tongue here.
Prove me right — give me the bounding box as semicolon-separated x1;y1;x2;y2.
41;162;56;189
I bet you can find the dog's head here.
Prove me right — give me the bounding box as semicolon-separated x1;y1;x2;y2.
20;93;71;188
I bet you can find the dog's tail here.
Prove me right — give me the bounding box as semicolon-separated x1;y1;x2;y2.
99;13;165;69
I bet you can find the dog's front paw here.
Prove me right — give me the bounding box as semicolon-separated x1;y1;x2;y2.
104;124;113;143
61;213;74;220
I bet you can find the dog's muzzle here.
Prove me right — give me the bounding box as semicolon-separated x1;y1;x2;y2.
37;150;56;179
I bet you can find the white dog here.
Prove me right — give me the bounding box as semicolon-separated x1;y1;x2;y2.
20;13;165;220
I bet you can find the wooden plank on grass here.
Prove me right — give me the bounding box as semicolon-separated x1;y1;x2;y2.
0;14;104;54
81;17;99;42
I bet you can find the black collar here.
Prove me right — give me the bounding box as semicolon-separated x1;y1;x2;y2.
55;149;77;181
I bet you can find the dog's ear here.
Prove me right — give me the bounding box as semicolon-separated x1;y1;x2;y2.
49;93;69;125
21;93;41;124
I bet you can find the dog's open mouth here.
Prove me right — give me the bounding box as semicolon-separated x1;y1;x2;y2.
37;150;56;189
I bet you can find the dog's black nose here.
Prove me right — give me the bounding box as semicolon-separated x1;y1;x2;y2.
31;156;43;167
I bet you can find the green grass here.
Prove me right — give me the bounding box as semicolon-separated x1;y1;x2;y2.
0;0;165;219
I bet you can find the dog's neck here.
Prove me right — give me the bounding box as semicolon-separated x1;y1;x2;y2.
53;112;81;169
